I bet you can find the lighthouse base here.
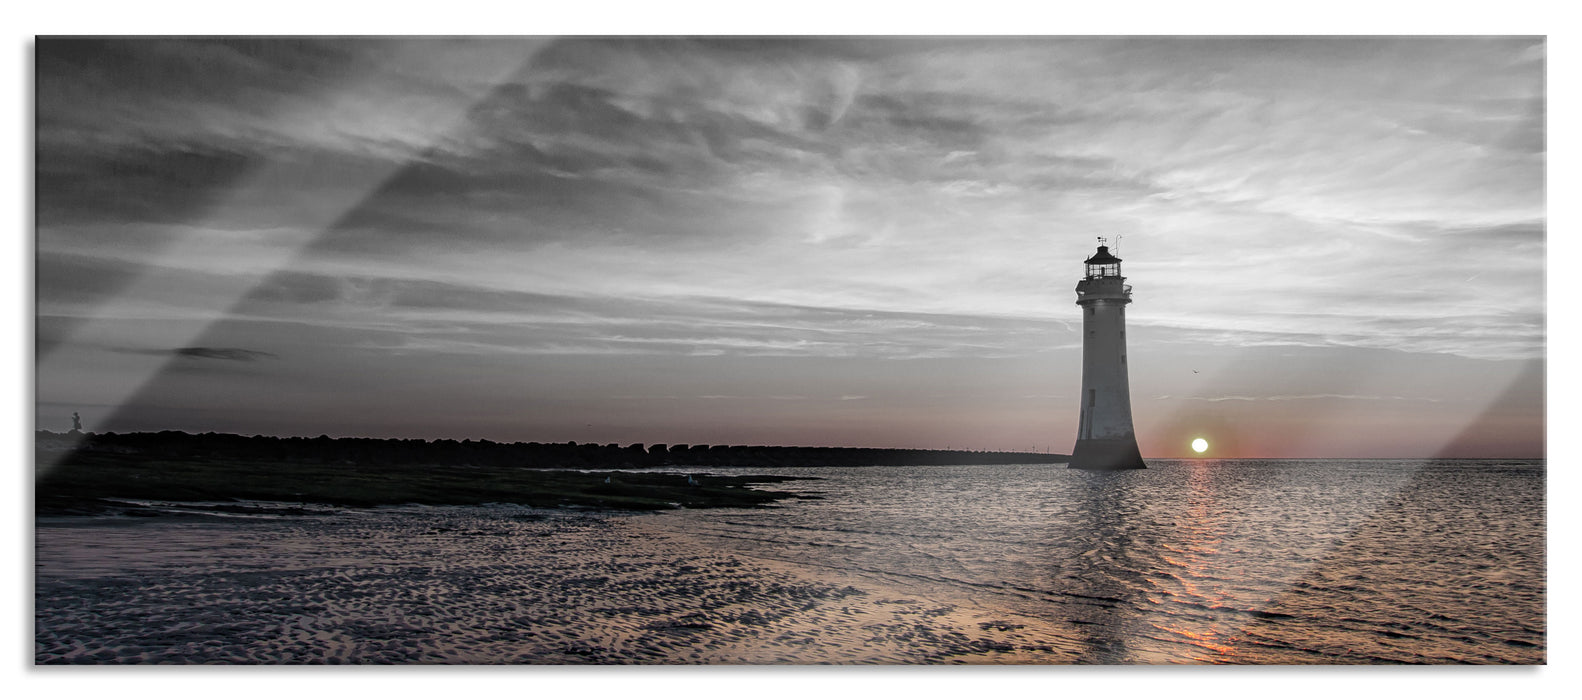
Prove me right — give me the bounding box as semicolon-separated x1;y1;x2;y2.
1068;437;1146;470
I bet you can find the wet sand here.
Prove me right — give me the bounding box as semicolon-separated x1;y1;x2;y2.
35;506;1084;664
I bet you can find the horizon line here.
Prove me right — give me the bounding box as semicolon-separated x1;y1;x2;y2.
32;429;1544;461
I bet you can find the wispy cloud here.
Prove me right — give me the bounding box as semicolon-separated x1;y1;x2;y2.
1156;394;1442;403
111;346;279;362
174;347;279;362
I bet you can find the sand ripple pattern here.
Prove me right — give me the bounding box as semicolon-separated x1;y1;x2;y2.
36;460;1544;664
36;508;1083;664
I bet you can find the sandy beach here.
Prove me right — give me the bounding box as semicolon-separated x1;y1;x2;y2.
35;505;1083;664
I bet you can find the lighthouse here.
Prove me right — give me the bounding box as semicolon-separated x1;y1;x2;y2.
1070;240;1146;470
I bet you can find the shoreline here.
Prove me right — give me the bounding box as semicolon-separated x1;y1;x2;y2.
35;449;818;516
36;430;1068;470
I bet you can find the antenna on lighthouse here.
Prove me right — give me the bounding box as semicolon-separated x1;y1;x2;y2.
1115;235;1122;254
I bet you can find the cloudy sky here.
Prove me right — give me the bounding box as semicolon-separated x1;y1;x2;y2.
34;36;1545;458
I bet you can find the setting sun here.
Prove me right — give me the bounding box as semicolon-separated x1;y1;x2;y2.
1191;438;1209;454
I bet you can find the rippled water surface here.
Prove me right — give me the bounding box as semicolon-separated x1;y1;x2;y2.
36;460;1544;664
646;459;1546;663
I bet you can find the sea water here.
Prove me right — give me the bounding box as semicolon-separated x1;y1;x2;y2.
645;459;1546;664
35;460;1544;664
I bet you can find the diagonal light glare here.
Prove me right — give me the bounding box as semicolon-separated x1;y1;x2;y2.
36;39;553;473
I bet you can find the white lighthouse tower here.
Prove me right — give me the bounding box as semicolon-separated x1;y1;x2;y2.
1070;239;1146;470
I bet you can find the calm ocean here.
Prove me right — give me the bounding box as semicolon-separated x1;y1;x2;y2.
645;459;1546;664
35;460;1544;664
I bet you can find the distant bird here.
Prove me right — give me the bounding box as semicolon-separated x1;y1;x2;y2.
686;475;698;486
604;476;611;484
1192;369;1199;374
